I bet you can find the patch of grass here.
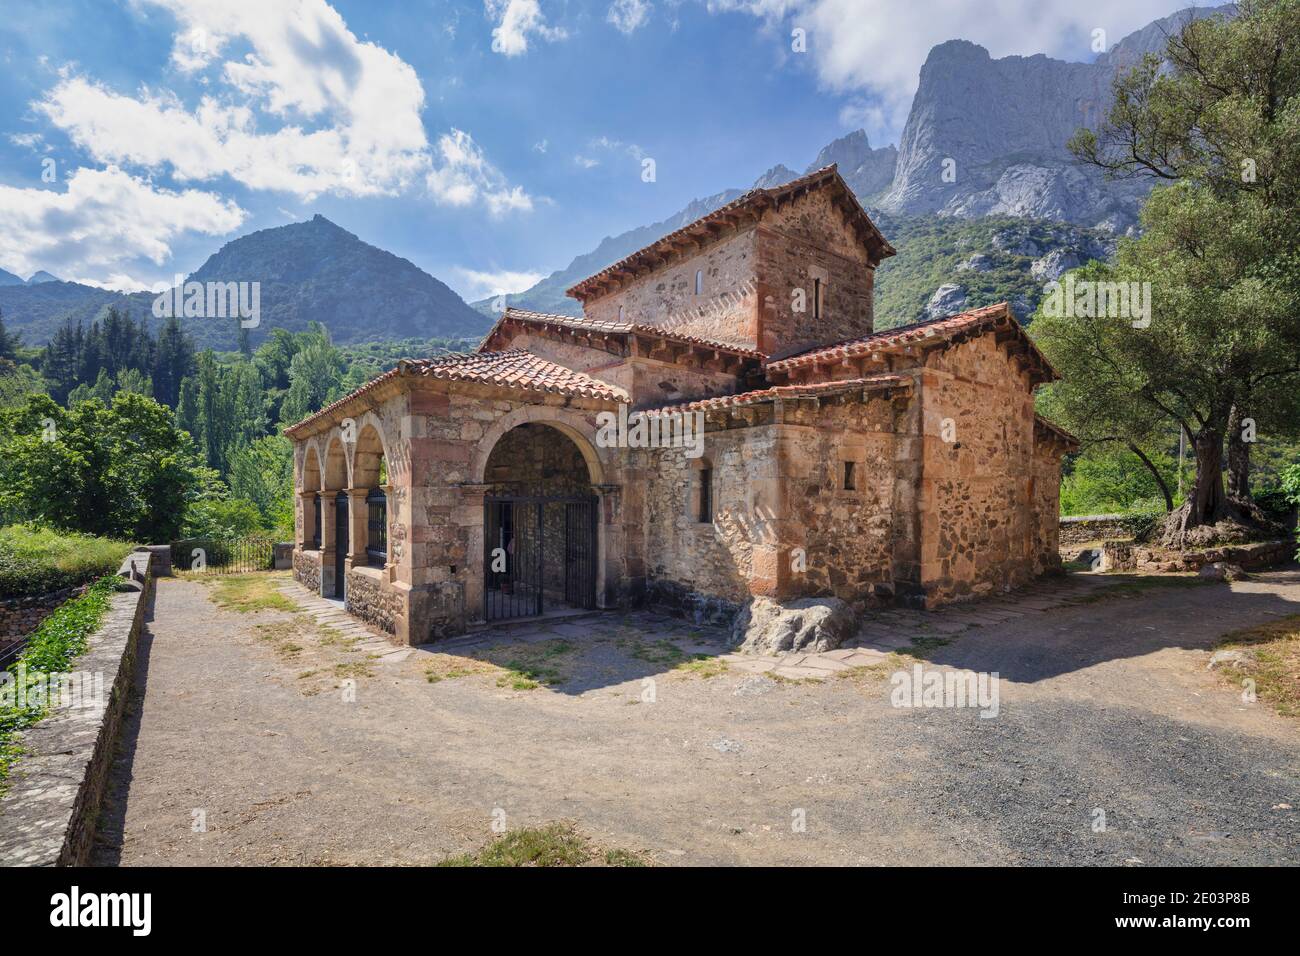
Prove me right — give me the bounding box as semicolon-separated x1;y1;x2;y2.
0;525;135;600
333;660;374;680
673;654;728;679
486;638;576;690
619;637;686;665
603;848;649;867
900;635;953;658
253;620;307;661
210;574;299;613
1;576;116;786
836;654;903;684
1212;615;1300;718
437;822;646;867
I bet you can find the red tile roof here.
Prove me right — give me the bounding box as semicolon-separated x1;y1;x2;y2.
480;306;765;359
642;373;912;417
1034;414;1081;451
566;165;895;302
398;349;628;400
284;349;626;435
764;302;1058;384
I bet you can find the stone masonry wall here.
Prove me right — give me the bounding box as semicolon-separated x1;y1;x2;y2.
639;422;775;607
345;567;399;634
756;189;876;358
583;228;759;348
918;336;1040;604
779;397;900;603
293;548;322;595
0;551;153;866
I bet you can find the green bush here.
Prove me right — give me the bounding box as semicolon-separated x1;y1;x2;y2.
1;575;116;784
0;525;135;600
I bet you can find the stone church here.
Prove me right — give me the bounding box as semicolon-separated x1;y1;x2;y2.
285;165;1077;646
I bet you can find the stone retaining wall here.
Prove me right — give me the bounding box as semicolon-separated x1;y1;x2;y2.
0;550;153;867
1059;514;1147;545
0;585;84;648
1101;538;1294;574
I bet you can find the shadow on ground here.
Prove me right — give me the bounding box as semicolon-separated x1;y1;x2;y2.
905;567;1300;683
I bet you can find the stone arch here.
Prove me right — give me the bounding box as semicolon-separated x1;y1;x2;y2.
322;432;348;490
350;413;390;489
301;440;323;492
471;405;608;487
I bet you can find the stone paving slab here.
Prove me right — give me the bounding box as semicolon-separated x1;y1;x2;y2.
277;582;413;663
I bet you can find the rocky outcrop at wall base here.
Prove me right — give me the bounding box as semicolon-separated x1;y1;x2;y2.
731;596;856;655
0;551;153;866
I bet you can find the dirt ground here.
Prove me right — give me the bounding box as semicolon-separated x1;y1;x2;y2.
92;570;1300;866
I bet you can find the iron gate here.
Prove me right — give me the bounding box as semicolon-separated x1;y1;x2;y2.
483;495;596;621
334;491;348;598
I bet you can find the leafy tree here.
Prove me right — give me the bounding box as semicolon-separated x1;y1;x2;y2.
151;315;195;409
228;435;294;534
1056;0;1300;543
278;322;344;427
0;308;21;362
0;392;203;540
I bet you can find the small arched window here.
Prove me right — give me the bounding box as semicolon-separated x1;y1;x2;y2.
618;305;625;321
695;270;704;295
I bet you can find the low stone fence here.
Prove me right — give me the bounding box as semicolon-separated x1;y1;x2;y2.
0;550;154;866
1059;514;1149;545
1100;538;1295;574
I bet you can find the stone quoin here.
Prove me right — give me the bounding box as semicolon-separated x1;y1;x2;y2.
284;165;1077;645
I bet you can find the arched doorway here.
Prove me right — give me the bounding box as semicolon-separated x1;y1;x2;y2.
482;423;598;621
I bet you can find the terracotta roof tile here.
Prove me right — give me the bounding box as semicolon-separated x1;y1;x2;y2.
1034;414;1081;450
764;302;1058;384
566;165;894;302
284;349;626;435
481;306;765;359
643;373;912;418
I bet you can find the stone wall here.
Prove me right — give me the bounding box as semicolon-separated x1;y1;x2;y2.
345;567;399;634
0;585;83;648
293;548;322;594
583;229;759;347
917;336;1042;604
755;189;876;358
1103;538;1294;573
1059;514;1147;545
639;421;772;607
0;551;153;866
779;397;900;603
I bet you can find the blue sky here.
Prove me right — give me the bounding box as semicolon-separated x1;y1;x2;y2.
0;0;1197;300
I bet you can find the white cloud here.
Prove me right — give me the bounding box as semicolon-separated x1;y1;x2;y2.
427;129;536;217
574;155;600;169
33;0;535;214
485;0;568;57
708;0;1196;140
7;132;46;151
0;166;245;280
608;0;652;34
456;266;546;301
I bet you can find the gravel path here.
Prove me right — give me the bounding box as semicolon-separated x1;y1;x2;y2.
93;570;1300;866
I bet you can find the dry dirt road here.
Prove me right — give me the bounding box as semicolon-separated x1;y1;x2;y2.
92;571;1300;866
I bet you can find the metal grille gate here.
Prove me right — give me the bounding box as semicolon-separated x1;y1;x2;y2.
484;495;596;621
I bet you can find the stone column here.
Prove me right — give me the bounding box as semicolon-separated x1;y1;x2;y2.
299;490;317;549
346;487;369;571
